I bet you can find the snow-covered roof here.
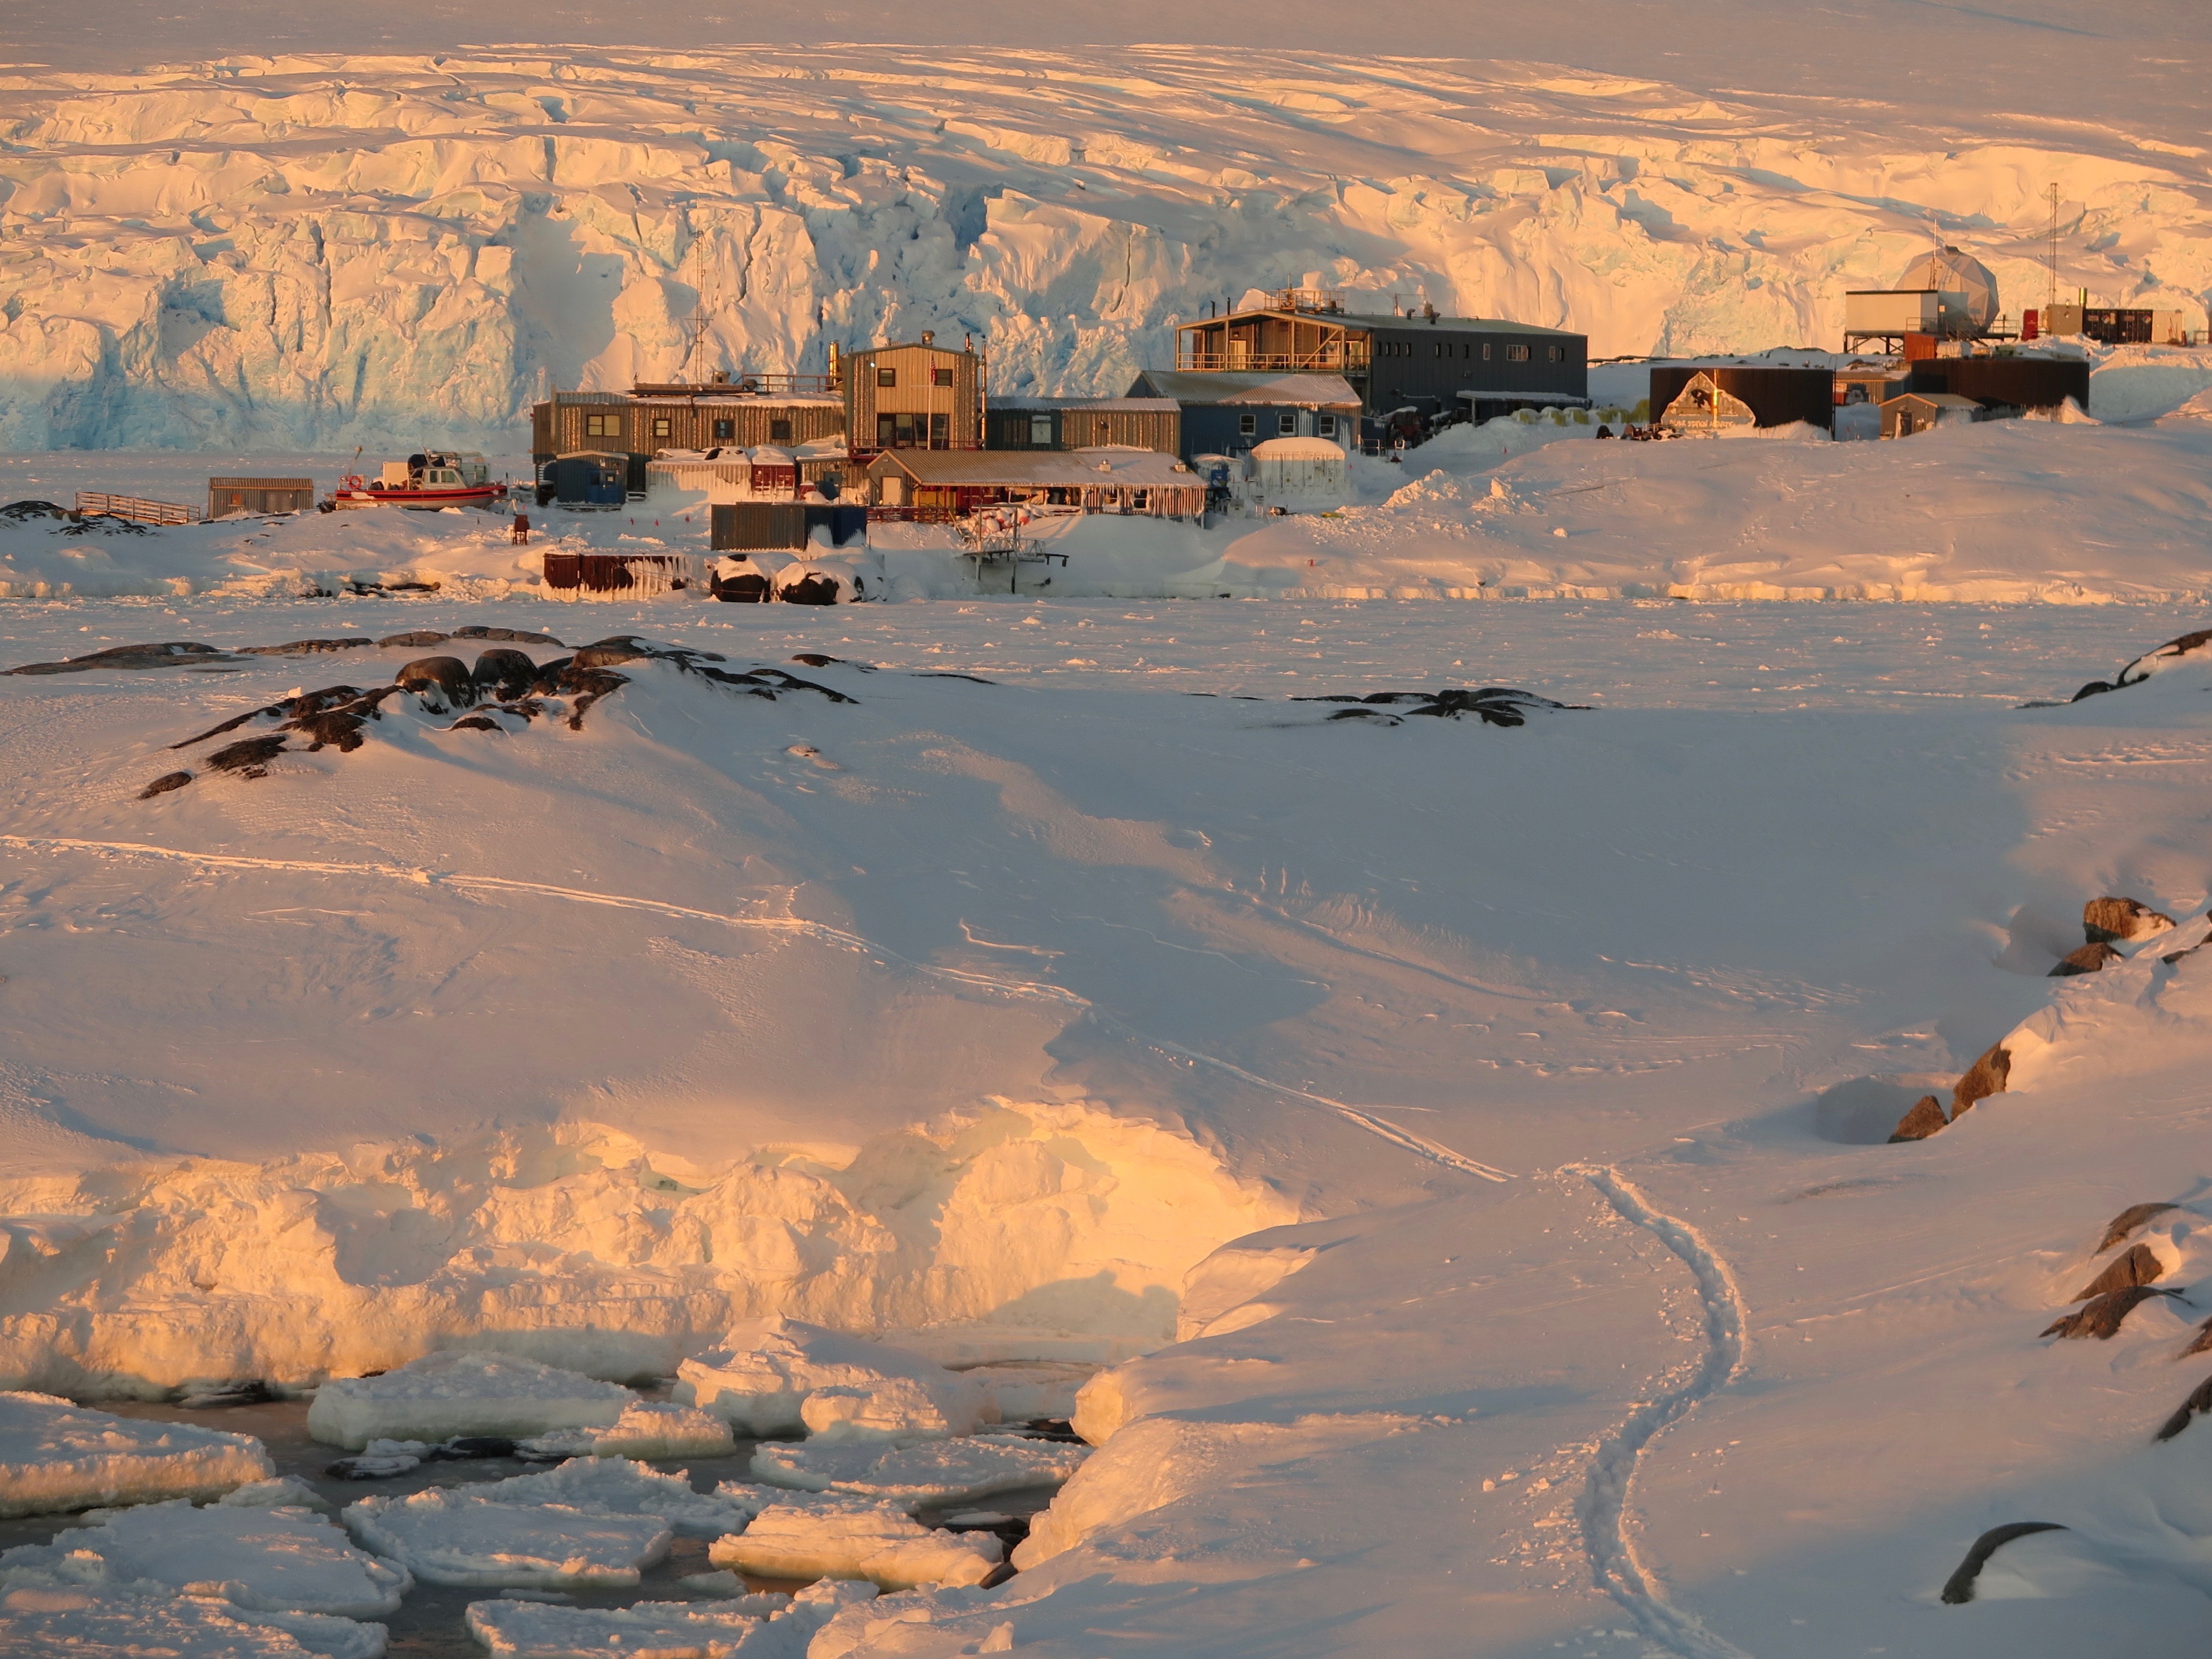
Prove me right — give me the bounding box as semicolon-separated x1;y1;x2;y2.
1129;371;1363;409
868;449;1195;485
1893;392;1985;408
1454;389;1593;406
1249;437;1347;459
992;396;1180;412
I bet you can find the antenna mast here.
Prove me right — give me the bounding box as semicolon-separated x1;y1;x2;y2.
2046;184;2061;312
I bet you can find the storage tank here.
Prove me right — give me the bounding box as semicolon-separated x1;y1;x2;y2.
1895;247;1999;336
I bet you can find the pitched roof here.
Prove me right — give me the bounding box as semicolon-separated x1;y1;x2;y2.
866;448;1196;486
1127;370;1363;408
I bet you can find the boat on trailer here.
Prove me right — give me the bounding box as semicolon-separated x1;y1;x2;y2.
332;451;507;510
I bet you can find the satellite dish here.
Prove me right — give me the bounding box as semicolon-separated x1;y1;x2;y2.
1896;246;1999;334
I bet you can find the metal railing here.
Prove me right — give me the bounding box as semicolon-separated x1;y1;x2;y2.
76;491;194;526
1175;347;1369;373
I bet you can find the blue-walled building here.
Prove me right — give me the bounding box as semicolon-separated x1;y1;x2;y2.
1122;370;1364;462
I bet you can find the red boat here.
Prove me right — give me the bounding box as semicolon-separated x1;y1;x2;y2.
332;451;507;510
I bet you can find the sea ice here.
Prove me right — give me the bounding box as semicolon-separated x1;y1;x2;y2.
750;1434;1088;1506
676;1320;985;1440
0;1587;385;1659
0;1497;411;1618
707;1498;1001;1590
516;1400;736;1462
955;1363;1096;1425
463;1590;791;1657
220;1477;333;1511
307;1353;634;1450
479;1456;776;1537
341;1488;672;1590
0;1391;275;1517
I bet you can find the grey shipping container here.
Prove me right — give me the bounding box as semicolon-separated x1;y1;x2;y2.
711;503;868;551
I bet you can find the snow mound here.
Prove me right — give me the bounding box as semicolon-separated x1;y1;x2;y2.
516;1401;736;1462
750;1434;1088;1507
468;1456;776;1539
220;1477;332;1512
0;1587;384;1659
676;1320;987;1441
953;1363;1095;1425
463;1590;792;1658
306;1353;635;1451
0;1497;409;1619
0;1392;274;1516
708;1498;1001;1590
340;1485;671;1590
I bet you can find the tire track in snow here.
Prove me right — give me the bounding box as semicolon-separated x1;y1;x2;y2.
0;833;1510;1182
1568;1163;1754;1659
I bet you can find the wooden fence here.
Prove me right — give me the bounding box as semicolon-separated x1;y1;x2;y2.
75;492;195;526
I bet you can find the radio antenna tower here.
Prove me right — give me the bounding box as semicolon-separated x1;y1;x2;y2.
681;287;718;385
2046;184;2061;311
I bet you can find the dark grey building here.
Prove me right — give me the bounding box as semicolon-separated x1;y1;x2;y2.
1122;370;1363;461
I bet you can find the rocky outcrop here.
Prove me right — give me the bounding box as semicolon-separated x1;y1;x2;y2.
2096;1202;2178;1252
1948;1044;2010;1120
395;656;477;713
2083;897;2176;945
2040;1285;2173;1340
1940;1522;2068;1605
2072;1243;2164;1302
2050;941;2119;977
1887;1096;1948;1142
2153;1375;2212;1442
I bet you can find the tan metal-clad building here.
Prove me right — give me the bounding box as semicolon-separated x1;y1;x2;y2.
985;397;1181;455
844;333;984;459
206;477;315;518
866;448;1204;519
529;380;845;492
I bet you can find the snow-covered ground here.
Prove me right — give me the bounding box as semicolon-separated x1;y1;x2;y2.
4;42;2211;449
6;588;2212;1653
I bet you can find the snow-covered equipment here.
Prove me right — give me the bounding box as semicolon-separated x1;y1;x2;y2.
1242;436;1348;510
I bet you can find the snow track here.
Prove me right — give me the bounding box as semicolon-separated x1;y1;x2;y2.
1568;1165;1754;1659
0;832;1509;1180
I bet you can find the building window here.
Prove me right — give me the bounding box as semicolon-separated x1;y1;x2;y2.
1239;412;1256;437
929;412;950;447
1483;343;1492;360
1318;414;1336;438
770;419;792;442
584;413;620;438
1278;412;1296;436
712;419;735;442
932;367;955;387
652;417;672;438
1506;344;1531;361
1030;413;1053;445
1549;345;1565;362
877;366;897;388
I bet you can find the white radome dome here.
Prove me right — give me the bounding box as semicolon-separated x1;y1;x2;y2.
1896;246;2000;332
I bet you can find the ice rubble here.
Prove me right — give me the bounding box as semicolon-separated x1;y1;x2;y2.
0;1391;275;1516
0;1497;410;1618
467;1579;878;1659
306;1353;634;1451
675;1320;989;1440
708;1498;1002;1590
750;1434;1089;1506
1;48;2208;450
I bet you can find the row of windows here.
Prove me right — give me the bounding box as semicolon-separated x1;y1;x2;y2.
1236;412;1339;438
878;412;953;448
876;366;957;389
581;413;792;443
1374;339;1569;362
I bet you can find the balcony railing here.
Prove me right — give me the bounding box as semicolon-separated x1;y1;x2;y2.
1175;346;1369;374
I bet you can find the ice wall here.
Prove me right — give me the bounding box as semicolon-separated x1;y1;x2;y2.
1;46;2209;450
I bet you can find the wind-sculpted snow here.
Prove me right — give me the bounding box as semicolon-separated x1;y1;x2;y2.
2;46;2209;447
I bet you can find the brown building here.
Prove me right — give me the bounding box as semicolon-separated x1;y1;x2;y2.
529;377;844;491
207;477;315;518
985;396;1181;455
866;449;1205;520
844;333;984;459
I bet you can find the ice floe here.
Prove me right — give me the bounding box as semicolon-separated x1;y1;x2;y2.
675;1320;986;1440
0;1392;275;1517
341;1486;672;1591
750;1434;1088;1507
0;1587;386;1659
708;1497;1001;1590
516;1400;736;1462
0;1497;410;1618
306;1354;634;1451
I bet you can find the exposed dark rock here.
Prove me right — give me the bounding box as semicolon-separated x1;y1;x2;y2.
2073;1242;2164;1302
60;515;151;537
138;770;193;798
1887;1095;1948;1142
792;653;875;671
2084;896;2176;944
2040;1284;2176;1340
2098;1202;2179;1252
471;649;539;698
977;1562;1019;1589
446;715;505;733
571;642;651;668
1949;1044;2010;1119
2068;680;2113;702
7;642;237;676
395;655;477;711
1940;1522;2068;1604
378;630;450;648
0;499;67;520
1295;687;1586;728
2154;1374;2212;1442
282;710;370;753
451;626;561;644
178;1380;279;1409
2181;1318;2212;1358
2050;941;2120;977
203;735;290;779
236;638;376;656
